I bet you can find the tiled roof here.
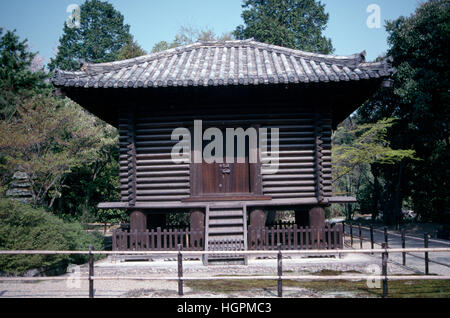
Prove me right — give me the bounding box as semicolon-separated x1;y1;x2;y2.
52;39;393;89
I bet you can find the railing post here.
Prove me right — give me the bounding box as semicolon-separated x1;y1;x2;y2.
370;224;374;254
277;244;282;298
384;227;388;248
89;245;94;298
178;244;184;296
424;233;429;275
401;230;406;266
350;222;353;247
381;243;388;298
342;223;345;246
359;223;363;249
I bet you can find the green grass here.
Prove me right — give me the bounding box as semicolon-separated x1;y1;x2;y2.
185;270;450;298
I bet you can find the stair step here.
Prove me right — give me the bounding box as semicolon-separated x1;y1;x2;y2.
208;226;244;234
209;218;243;226
205;205;247;265
209;203;243;209
207;234;243;241
209;210;243;217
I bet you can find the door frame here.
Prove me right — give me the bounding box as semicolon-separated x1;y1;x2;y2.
187;123;265;201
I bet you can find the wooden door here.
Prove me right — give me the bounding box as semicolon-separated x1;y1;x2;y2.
188;126;266;200
202;157;250;195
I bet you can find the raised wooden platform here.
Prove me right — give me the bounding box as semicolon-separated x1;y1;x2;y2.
98;196;356;211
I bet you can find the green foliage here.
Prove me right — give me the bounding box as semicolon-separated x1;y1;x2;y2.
357;0;450;223
151;41;173;53
0;29;48;120
332;117;417;221
48;0;132;71
333;118;417;182
118;38;147;60
0;198;104;275
234;0;334;54
54;133;124;223
0;93;117;209
0;28;123;225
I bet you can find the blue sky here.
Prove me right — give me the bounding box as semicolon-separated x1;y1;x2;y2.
0;0;421;66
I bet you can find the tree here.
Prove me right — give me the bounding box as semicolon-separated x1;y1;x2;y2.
48;0;132;71
53;125;121;223
333;118;417;182
118;38;147;60
0;93;115;208
152;26;235;53
0;29;48;120
332;117;417;221
358;0;450;223
234;0;334;54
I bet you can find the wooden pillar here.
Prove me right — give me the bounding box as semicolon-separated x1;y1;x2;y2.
308;206;325;228
130;210;147;232
190;209;205;248
249;209;265;248
309;206;325;247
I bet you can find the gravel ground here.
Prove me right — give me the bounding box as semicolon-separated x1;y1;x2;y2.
0;253;414;298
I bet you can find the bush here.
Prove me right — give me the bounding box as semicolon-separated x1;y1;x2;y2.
0;199;104;275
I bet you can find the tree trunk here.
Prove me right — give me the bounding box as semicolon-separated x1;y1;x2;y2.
371;164;381;222
393;161;405;229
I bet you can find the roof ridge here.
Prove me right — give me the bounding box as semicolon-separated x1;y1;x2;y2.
67;39;369;76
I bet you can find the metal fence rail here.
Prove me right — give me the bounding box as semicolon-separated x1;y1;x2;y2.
1;247;450;298
343;222;450;272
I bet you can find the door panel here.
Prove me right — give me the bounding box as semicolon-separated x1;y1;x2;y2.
200;128;252;195
202;162;224;194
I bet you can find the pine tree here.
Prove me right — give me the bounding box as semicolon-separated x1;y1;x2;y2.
0;29;48;120
48;0;132;71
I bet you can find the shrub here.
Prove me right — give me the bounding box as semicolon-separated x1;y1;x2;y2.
0;198;104;275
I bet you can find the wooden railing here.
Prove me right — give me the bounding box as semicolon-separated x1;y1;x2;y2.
112;228;204;251
113;224;343;252
248;223;343;250
1;247;450;298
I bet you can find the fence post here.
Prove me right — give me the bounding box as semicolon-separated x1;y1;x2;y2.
157;227;162;250
370;225;374;254
384;227;388;248
359;223;363;249
381;243;388;298
89;245;94;298
342;223;345;246
350;222;353;247
277;244;282;298
401;230;406;266
424;233;429;275
178;244;183;296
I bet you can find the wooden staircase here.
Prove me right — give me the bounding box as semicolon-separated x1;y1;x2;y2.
204;204;248;265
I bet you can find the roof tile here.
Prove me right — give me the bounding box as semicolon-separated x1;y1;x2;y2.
52;39;393;88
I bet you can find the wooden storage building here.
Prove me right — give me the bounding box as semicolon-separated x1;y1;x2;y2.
52;39;393;260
